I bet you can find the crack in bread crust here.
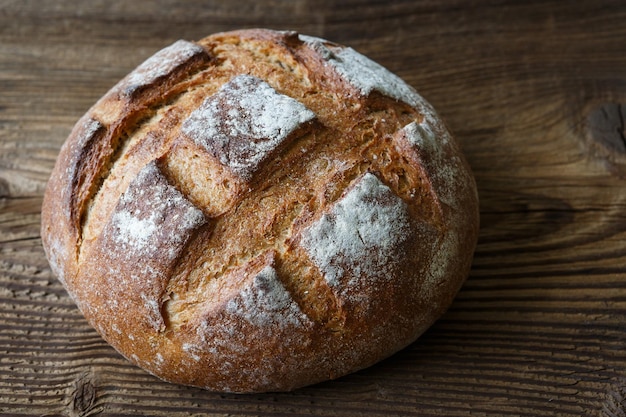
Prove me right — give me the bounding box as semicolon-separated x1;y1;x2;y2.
41;29;479;393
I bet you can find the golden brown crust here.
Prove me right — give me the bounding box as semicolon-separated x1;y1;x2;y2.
41;29;479;393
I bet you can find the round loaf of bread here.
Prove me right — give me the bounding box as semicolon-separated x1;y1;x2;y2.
41;29;479;393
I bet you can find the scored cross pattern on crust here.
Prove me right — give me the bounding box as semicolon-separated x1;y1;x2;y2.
92;77;443;390
42;29;478;393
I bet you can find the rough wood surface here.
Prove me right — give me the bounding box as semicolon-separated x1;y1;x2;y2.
2;0;626;415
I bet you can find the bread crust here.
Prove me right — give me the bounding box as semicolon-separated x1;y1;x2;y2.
41;29;479;393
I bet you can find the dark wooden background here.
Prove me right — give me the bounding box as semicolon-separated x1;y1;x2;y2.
3;0;626;415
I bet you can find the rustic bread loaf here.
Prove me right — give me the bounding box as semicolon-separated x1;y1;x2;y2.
41;29;479;393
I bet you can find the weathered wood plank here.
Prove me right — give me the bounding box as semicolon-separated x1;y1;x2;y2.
3;0;626;415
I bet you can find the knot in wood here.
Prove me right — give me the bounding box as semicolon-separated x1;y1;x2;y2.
69;371;97;417
584;102;626;178
588;103;626;154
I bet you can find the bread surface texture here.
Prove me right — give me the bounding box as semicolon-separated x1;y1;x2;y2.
41;29;479;393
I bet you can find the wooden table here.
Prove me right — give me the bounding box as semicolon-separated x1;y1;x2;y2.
3;1;626;415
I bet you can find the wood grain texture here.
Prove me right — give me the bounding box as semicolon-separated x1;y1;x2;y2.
3;0;626;415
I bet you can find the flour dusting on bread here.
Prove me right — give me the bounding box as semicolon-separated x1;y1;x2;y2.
225;264;311;329
106;162;206;260
182;74;315;180
110;210;158;250
399;120;465;208
299;35;421;107
300;173;411;292
116;40;206;95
